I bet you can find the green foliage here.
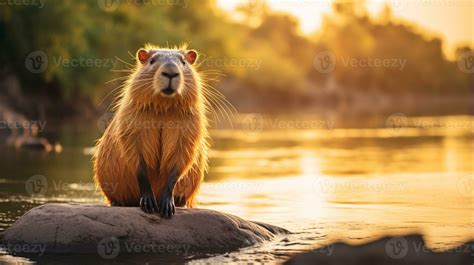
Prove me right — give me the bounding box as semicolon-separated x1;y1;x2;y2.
0;0;471;113
0;0;232;100
311;2;472;95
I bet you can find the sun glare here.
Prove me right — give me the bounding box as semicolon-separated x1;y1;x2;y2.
217;0;473;56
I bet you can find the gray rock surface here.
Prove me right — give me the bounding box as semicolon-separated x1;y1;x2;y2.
285;234;473;265
2;203;289;256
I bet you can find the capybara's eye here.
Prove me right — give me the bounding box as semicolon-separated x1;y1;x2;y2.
181;59;186;66
150;58;155;65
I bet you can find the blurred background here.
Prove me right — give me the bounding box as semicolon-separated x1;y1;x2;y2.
1;0;472;119
0;0;473;264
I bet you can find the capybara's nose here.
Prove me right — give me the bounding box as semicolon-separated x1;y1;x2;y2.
161;63;180;79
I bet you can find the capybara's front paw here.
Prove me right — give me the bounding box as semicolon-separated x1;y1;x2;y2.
139;193;159;214
158;195;175;218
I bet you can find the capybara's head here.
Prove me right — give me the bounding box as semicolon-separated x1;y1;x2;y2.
130;45;200;105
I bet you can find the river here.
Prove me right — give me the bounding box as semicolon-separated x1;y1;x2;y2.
0;114;472;264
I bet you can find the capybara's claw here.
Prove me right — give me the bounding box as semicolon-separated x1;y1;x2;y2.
174;195;186;207
139;193;159;214
158;195;175;218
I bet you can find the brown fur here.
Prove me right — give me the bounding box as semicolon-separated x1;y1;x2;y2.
93;44;210;208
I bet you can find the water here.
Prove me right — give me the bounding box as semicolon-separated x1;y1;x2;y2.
0;115;472;264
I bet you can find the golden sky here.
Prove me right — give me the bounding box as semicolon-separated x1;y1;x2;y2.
217;0;473;56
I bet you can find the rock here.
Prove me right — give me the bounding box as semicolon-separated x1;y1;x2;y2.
2;203;289;257
285;234;473;265
6;135;59;152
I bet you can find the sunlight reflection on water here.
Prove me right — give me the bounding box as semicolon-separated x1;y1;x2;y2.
0;115;472;263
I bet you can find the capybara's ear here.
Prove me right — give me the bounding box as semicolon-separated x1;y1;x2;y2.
137;49;150;64
185;50;198;64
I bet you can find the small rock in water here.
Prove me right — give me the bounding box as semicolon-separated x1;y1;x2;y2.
285;234;473;265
